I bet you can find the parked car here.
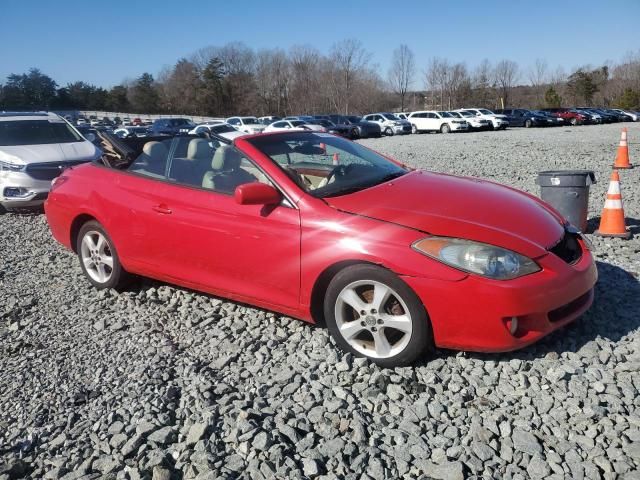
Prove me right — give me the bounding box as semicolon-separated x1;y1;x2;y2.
362;112;411;136
114;126;151;139
395;113;412;120
494;109;554;128
531;111;565;126
90;119;103;127
308;119;358;138
336;115;382;138
113;116;122;125
610;109;638;121
132;118;143;126
542;108;587;125
151;118;195;136
189;123;246;140
284;116;316;122
264;120;325;132
76;117;88;126
258;116;282;125
448;111;491;130
0;112;101;211
122;117;132;126
455;108;509;130
101;117;115;127
408;111;469;133
45;130;597;367
226;117;266;134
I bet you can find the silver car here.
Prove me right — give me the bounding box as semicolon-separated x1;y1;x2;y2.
0;112;101;210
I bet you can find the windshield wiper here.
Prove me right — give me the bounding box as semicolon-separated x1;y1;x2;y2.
321;171;407;198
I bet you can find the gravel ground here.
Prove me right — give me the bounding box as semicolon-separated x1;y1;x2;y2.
1;123;639;480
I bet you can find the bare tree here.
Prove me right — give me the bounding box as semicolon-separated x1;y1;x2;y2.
528;58;548;105
424;57;449;109
494;60;519;107
255;49;289;115
388;45;415;112
289;45;322;114
329;39;371;114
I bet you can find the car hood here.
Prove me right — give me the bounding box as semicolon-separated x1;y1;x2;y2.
0;141;98;165
325;170;565;258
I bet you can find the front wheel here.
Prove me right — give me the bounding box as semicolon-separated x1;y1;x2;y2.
441;124;451;134
411;124;418;134
524;119;532;128
384;127;394;136
324;264;433;367
77;220;130;289
570;117;578;126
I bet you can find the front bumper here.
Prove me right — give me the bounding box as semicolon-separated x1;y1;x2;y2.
492;119;509;128
450;123;469;131
392;125;412;134
402;242;597;352
0;171;51;208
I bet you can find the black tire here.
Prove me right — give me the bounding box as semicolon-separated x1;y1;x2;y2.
411;124;418;134
488;123;495;131
570;117;578;126
324;264;433;367
0;203;6;215
441;124;451;134
524;119;532;128
76;220;131;290
384;127;394;136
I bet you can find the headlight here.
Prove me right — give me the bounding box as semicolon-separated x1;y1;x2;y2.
412;237;540;280
0;160;25;172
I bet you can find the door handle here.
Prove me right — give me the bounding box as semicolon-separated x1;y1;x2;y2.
152;204;172;214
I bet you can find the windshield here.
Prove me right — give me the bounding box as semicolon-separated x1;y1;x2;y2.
347;116;361;123
241;117;259;124
211;125;236;133
170;119;191;126
247;132;407;198
457;111;473;118
382;113;400;121
291;121;306;127
437;111;454;118
478;109;494;115
0;120;84;146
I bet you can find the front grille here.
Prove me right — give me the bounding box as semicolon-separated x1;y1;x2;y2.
548;291;591;322
25;160;89;181
549;232;582;264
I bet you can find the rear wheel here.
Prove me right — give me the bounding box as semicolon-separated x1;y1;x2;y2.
384;127;394;136
77;221;130;289
411;124;418;134
324;264;433;367
570;117;578;126
441;124;451;134
524;119;532;128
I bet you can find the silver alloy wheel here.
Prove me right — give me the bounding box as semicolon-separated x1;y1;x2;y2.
80;230;114;284
411;124;417;134
334;280;412;359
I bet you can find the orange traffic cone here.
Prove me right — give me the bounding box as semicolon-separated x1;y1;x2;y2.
332;152;340;165
595;170;631;238
614;128;633;169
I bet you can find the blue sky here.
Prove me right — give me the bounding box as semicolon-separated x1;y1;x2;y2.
1;0;638;88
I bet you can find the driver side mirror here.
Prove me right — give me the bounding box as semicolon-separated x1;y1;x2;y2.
235;182;281;206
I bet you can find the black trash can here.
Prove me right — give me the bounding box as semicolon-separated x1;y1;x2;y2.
536;170;596;232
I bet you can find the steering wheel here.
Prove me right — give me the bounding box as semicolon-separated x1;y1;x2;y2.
325;163;358;186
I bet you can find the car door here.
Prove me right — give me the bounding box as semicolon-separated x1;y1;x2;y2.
144;139;301;310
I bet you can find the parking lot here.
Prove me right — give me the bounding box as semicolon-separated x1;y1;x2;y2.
1;123;639;479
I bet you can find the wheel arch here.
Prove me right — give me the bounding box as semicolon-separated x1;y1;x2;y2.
310;259;383;326
69;213;98;253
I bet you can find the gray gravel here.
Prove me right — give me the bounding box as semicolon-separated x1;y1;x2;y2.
1;123;640;479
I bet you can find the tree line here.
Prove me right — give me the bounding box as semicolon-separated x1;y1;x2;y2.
1;41;639;116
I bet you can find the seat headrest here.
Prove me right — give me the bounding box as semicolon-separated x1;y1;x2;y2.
211;145;242;171
142;141;168;161
187;139;213;161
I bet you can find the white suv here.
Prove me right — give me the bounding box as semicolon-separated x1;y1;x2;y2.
225;116;266;134
0;112;101;210
408;111;469;133
455;108;509;130
449;111;491;130
362;113;412;136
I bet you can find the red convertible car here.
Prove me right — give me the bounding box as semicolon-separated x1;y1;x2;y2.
45;131;597;366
